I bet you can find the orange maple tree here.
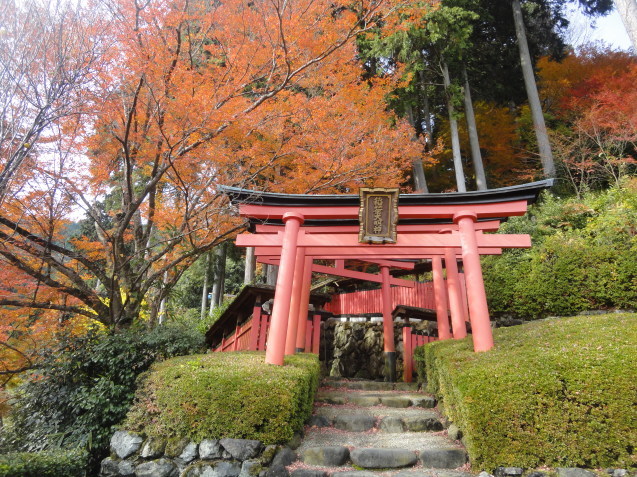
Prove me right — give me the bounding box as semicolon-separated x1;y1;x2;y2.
0;0;433;333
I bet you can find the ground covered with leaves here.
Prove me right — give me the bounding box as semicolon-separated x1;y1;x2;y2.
415;313;637;470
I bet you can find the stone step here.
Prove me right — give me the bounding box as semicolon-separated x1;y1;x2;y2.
291;469;473;477
298;446;468;470
316;390;436;409
322;379;421;392
308;412;444;433
313;405;441;423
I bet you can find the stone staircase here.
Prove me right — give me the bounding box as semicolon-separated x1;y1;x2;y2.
284;379;471;477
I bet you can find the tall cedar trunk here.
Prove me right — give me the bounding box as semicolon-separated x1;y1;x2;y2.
244;247;256;284
200;252;210;319
462;66;487;190
266;263;278;286
615;0;637;49
406;106;429;193
210;243;226;310
158;270;168;325
442;62;467;192
511;0;555;177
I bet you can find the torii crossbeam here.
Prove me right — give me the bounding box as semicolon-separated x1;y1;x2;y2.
221;180;553;378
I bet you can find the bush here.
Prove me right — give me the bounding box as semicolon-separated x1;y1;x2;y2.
0;322;205;470
483;181;637;317
419;313;637;470
0;448;87;477
125;351;320;444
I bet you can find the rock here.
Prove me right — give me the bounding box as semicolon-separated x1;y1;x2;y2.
221;439;264;461
271;448;297;467
135;458;179;477
527;473;546;477
165;438;190;458
395;472;472;477
350;395;381;406
118;460;135;477
110;431;143;459
556;469;597;477
302;446;350;466
613;471;628;477
184;461;242;477
380;416;405;432
334;414;376;432
141;437;167;459
447;424;462;441
411;397;437;408
404;417;443;432
307;415;331;427
380;396;412;408
350;448;417;469
100;457;121;477
333;472;379;477
240;460;262;477
179;442;199;464
200;439;224;459
260;446;279;465
478;472;494;477
495;468;524;477
291;470;328;477
265;465;289;477
419;448;467;468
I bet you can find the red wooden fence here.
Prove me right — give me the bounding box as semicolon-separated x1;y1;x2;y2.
324;281;435;315
402;325;436;382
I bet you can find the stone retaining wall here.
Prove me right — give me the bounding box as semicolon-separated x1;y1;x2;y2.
320;320;434;380
101;431;297;477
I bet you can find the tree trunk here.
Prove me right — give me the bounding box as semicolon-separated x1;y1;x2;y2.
462;66;487;190
442;62;467;192
158;271;168;325
511;0;555;178
406;106;429;193
244;247;256;284
210;243;227;311
200;252;210;320
615;0;637;50
266;263;278;286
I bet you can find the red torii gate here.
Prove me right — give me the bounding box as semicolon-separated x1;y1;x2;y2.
222;180;552;379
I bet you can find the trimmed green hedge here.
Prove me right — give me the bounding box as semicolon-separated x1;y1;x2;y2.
125;351;320;444
415;314;637;470
0;448;87;477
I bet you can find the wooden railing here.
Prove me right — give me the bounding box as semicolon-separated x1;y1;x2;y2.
324;282;435;315
213;313;322;354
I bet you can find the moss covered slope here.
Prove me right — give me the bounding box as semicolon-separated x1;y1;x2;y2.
415;313;637;470
125;351;319;444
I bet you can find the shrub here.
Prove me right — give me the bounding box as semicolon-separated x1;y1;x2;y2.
0;448;87;477
483;182;637;317
0;322;205;470
125;351;320;444
419;313;637;470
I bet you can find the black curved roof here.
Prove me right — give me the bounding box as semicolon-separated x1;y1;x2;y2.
220;179;554;208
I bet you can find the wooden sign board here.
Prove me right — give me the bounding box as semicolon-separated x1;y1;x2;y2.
359;188;399;244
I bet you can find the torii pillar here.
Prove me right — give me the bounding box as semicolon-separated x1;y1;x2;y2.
455;211;494;351
431;256;452;340
380;265;397;382
266;212;304;365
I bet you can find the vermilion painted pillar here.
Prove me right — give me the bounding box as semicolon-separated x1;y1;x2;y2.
443;246;467;339
285;247;306;355
455;211;494;352
311;313;321;354
432;256;452;340
459;271;470;326
402;322;413;383
266;212;304;365
380;266;397;382
295;255;314;352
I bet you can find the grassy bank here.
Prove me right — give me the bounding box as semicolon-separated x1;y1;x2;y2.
415;313;637;470
125;351;320;444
